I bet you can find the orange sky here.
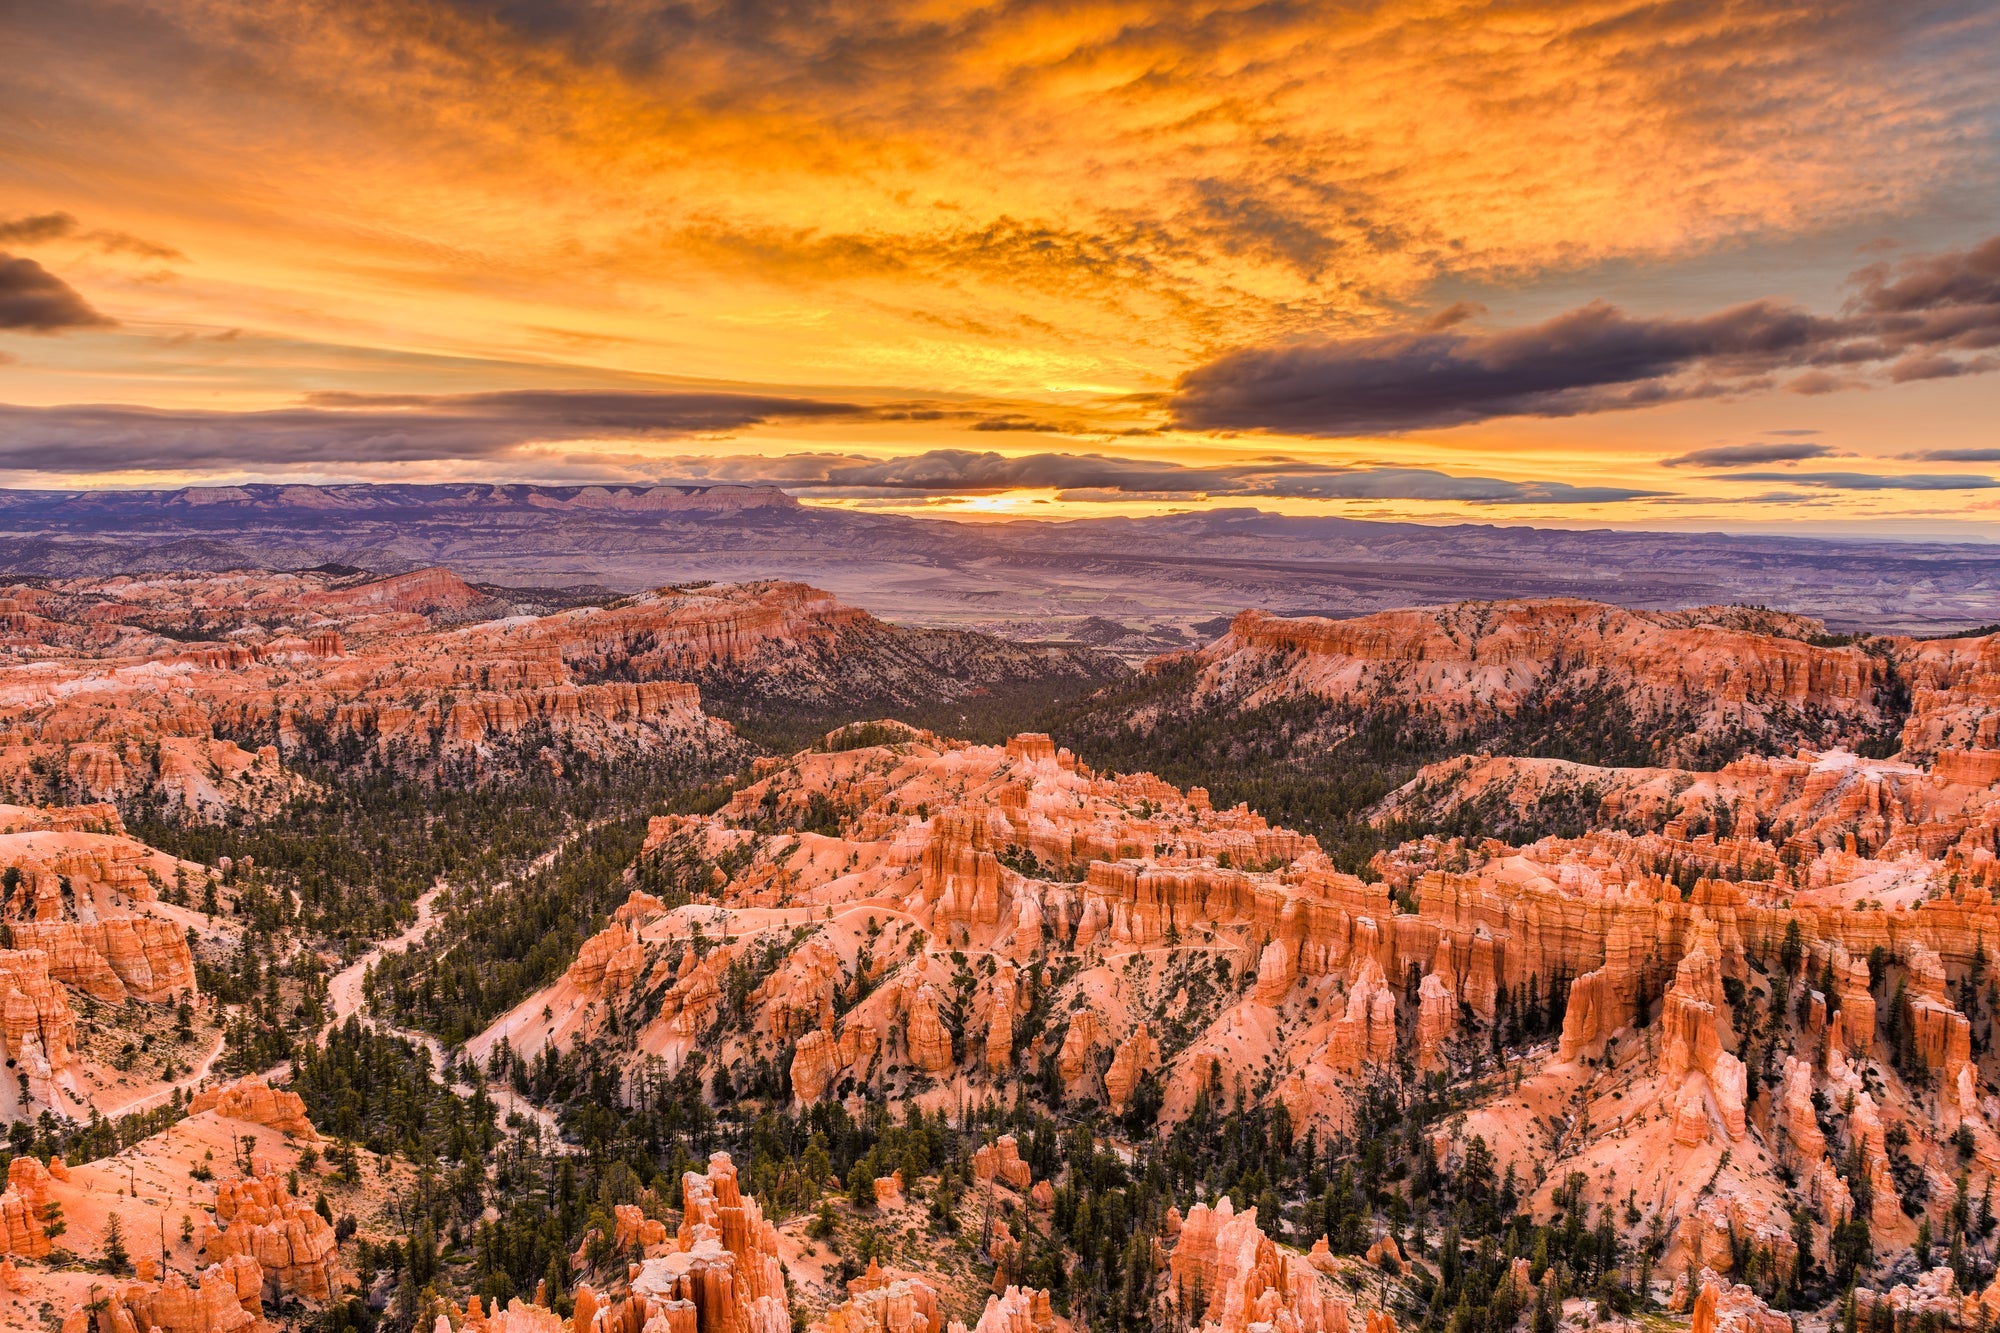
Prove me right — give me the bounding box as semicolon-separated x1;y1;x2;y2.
1;0;1997;532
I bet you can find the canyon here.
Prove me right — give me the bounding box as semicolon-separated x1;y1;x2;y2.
11;582;2000;1333
463;697;2000;1309
0;568;1111;811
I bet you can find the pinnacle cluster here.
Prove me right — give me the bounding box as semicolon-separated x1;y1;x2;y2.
6;570;2000;1333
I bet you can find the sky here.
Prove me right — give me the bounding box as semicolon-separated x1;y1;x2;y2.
2;0;1999;534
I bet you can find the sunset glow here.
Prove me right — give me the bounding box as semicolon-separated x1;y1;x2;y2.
3;1;1998;531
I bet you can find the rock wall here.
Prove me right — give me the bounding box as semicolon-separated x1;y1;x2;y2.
204;1172;348;1301
10;917;194;1003
0;947;78;1107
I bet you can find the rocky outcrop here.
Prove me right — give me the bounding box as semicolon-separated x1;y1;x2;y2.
790;1024;880;1105
1775;1058;1825;1165
613;1203;670;1253
1104;1025;1160;1114
813;1270;942;1333
628;1153;789;1333
1656;922;1746;1142
0;1155;56;1258
1170;1196;1340;1333
63;1253;266;1333
1192;600;1890;762
1253;938;1297;1005
567;922;647;999
985;967;1017;1074
1556;916;1643;1061
1415;973;1455;1070
1326;957;1396;1073
189;1075;321;1141
491;688;2000;1292
0;947;78;1107
904;984;954;1073
950;1286;1056;1333
9;917;194;1003
973;1136;1032;1191
757;942;840;1042
204;1171;348;1301
1848;1092;1904;1232
1056;1009;1103;1093
1689;1270;1795;1333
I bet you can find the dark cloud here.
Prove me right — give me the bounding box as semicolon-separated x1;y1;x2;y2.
1721;471;1999;491
0;390;864;471
1906;448;2000;462
1171;233;2000;434
1661;442;1837;468
0;253;116;331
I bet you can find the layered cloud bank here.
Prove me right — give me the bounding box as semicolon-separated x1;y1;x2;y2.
1171;236;2000;433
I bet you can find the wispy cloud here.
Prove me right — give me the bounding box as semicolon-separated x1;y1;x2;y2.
0;391;865;471
1661;442;1838;468
1720;471;1999;491
0;212;183;261
661;449;1664;506
1905;448;2000;462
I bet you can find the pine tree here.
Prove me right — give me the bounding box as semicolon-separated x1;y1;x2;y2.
102;1211;130;1274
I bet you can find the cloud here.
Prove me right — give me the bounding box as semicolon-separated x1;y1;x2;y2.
1648;491;1830;506
1661;442;1838;468
5;0;1995;396
0;212;183;260
1720;471;1999;491
660;448;1665;505
0;390;864;471
968;416;1075;434
0;214;79;245
0;253;116;332
1906;448;2000;462
0;414;1668;504
1171;233;2000;434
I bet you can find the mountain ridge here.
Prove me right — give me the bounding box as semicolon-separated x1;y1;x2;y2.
0;485;1996;637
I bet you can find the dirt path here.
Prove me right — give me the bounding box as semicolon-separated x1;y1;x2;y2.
104;828;593;1144
95;1028;230;1119
323;883;446;1035
317;832;589;1146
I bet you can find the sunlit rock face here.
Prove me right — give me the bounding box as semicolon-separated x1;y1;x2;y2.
1170;1196;1351;1333
189;1074;321;1141
628;1153;791;1333
0;946;80;1110
207;1170;348;1301
0;571;1108;819
1180;600;1894;761
408;597;2000;1300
